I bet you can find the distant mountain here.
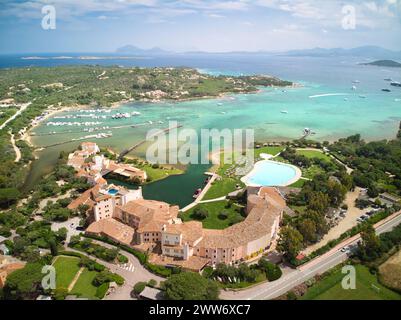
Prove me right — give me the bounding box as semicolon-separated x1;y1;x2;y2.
360;60;401;68
282;46;401;59
116;45;170;55
115;45;401;59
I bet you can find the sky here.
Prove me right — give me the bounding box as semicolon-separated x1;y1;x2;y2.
0;0;400;54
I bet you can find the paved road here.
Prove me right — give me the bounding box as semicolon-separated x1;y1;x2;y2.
220;211;401;300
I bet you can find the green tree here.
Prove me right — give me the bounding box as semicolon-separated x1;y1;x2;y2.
257;259;282;281
307;192;330;213
297;218;317;243
192;208;209;220
358;224;381;261
0;188;20;207
49;239;58;256
164;272;220;300
277;227;304;260
3;263;44;299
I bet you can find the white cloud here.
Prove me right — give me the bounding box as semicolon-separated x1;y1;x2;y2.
207;13;226;18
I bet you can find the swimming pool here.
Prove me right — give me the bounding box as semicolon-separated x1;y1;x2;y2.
107;188;119;195
241;160;301;187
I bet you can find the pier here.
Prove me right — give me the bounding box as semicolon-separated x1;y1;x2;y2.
117;123;182;161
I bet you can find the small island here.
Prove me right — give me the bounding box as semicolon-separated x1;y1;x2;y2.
360;59;401;68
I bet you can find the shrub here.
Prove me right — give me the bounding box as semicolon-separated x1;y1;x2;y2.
218;211;228;220
118;254;129;264
258;259;282;281
147;279;157;288
287;291;298;300
53;287;69;300
133;282;146;295
146;263;172;277
192;208;209;220
95;283;109;299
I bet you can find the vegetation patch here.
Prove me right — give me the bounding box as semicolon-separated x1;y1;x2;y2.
301;264;401;300
70;269;99;299
379;249;401;293
181;201;245;230
52;256;81;289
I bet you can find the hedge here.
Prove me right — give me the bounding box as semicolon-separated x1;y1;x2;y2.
133;282;146;295
82;233;179;278
83;234;147;264
95;282;109;299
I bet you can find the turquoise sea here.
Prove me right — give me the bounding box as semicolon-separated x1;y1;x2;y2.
11;53;401;206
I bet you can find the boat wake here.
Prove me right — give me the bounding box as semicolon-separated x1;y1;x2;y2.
309;93;350;99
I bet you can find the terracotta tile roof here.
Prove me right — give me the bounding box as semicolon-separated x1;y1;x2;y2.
165;221;203;245
197;188;285;249
119;199;178;232
67;184;100;210
86;218;135;246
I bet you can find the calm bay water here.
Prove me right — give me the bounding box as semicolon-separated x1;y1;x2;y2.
5;53;400;206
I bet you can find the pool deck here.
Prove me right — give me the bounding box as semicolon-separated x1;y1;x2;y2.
241;159;302;187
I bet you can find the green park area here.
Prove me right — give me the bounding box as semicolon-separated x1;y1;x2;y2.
254;146;285;159
295;149;332;161
181;200;245;230
53;256;82;289
70;269;100;300
301;264;401;300
52;255;115;300
203;151;244;200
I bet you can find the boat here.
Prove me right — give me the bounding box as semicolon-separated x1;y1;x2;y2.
192;188;202;199
217;103;223;106
131;111;141;116
382;89;391;92
352;80;360;84
280;110;288;114
351;86;357;90
390;81;401;87
359;95;367;99
384;78;393;82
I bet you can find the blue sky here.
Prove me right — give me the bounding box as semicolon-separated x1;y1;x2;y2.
0;0;400;53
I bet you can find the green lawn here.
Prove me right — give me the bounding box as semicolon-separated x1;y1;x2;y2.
70;269;99;299
204;151;244;200
288;179;306;188
141;164;183;182
301;265;401;300
203;177;243;200
53;256;81;289
182;201;245;230
296;149;332;162
302;165;325;179
255;146;285;158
